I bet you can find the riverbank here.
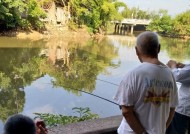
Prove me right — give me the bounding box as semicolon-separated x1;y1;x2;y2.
159;33;190;40
0;24;96;40
1;25;189;41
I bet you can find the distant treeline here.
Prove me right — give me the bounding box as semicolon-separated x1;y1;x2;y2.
146;10;190;37
121;7;190;37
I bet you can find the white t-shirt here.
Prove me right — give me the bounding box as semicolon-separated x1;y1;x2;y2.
114;62;178;134
172;64;190;117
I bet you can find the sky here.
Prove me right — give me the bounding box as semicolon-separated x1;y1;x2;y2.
120;0;190;16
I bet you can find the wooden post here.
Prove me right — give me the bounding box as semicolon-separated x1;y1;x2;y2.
117;24;120;34
131;25;134;35
114;23;117;34
123;24;126;35
120;24;123;35
126;25;129;34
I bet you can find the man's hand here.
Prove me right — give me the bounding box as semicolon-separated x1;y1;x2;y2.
35;120;48;134
177;62;185;68
167;60;177;69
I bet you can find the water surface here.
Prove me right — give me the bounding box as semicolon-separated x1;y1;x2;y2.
0;35;189;132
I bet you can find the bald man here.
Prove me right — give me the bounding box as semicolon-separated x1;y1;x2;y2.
114;31;178;134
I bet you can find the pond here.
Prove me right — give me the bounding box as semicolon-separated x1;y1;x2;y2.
0;35;190;132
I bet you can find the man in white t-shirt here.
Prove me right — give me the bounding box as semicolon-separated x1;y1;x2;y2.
114;31;178;134
166;60;190;134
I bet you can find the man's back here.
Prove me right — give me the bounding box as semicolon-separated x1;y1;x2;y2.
114;62;178;134
133;62;177;133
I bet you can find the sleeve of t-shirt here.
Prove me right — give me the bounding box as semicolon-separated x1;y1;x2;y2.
113;77;135;106
172;64;190;84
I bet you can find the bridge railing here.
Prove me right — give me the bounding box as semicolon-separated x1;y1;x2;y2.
112;18;151;25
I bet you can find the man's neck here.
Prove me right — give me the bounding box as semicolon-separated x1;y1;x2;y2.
141;57;163;66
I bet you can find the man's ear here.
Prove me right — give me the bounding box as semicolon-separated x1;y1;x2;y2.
135;46;143;63
157;44;161;54
135;46;139;56
135;46;138;56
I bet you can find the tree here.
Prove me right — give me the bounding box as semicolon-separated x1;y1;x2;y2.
69;0;126;33
146;9;173;34
0;0;46;31
173;10;190;36
121;7;131;18
0;0;26;29
121;7;160;20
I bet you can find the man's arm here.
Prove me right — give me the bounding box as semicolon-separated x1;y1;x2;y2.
166;107;175;128
121;105;146;134
167;60;190;83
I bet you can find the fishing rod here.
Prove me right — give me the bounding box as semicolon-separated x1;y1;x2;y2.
42;78;120;106
61;85;119;106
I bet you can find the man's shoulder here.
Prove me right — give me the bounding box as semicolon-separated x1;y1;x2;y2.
128;63;149;73
126;63;170;78
124;64;145;78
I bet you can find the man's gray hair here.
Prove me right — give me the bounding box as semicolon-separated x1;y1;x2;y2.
4;114;36;134
136;31;160;57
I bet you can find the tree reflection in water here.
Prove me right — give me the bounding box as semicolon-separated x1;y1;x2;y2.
0;47;44;122
160;37;190;61
0;37;120;123
41;37;120;95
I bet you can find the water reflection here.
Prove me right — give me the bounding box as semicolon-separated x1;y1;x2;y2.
160;37;190;62
41;37;120;95
0;36;189;133
107;35;136;47
0;37;120;124
0;47;45;123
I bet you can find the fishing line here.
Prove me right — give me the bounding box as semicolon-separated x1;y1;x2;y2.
96;78;119;86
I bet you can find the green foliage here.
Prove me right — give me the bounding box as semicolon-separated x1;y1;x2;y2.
147;9;190;36
68;20;78;31
121;7;158;19
0;72;11;89
70;0;126;33
122;8;190;36
27;0;46;30
121;7;131;18
173;10;190;36
34;107;99;126
0;0;26;29
0;0;46;31
147;11;173;34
